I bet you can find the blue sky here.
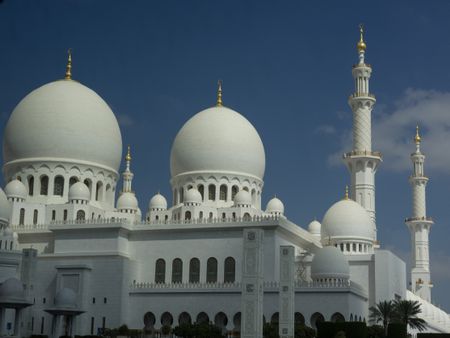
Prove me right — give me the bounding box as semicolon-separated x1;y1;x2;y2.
1;0;450;311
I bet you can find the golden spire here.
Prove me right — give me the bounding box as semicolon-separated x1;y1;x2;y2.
344;185;349;200
125;145;132;162
357;24;367;53
216;80;223;107
65;49;72;80
414;125;422;145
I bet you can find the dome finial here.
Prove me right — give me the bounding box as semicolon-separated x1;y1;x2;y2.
216;80;223;107
357;24;367;53
65;48;72;80
414;125;422;145
125;145;132;162
344;185;349;200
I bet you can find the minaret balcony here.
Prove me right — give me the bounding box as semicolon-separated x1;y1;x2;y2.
405;216;434;225
343;150;382;159
352;63;371;69
349;93;376;100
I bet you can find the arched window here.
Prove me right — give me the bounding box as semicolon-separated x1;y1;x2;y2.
208;184;216;201
33;209;38;225
243;186;249;192
53;176;64;196
185;211;191;220
96;181;103;201
40;176;49;195
219;184;227;201
209;212;213;219
199;211;203;219
28;176;34;196
206;257;218;283
84;179;92;198
196;312;209;324
243;213;251;221
271;312;279;324
224;257;236;283
155;259;166;284
295;312;305;325
231;185;238;200
76;210;85;221
233;312;241;331
63;209;68;221
52;210;56;221
198;185;204;200
69;176;78;187
161;312;173;326
19;208;25;225
214;312;228;330
172;258;183;283
331;312;345;323
143;312;156;330
251;189;256;204
178;312;192;325
105;184;112;203
310;312;325;330
189;258;200;283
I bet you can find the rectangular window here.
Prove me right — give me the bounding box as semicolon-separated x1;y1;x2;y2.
31;317;34;332
52;210;56;221
40;317;44;334
43;297;46;304
104;297;107;304
92;297;96;304
102;317;106;330
91;317;95;335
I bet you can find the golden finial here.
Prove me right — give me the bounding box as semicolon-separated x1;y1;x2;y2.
125;145;132;162
357;24;367;53
65;49;72;80
414;125;422;145
344;185;349;200
216;80;223;107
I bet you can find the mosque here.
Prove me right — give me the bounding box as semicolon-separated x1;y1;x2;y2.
0;28;449;338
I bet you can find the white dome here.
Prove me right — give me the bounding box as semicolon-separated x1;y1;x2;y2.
170;106;265;180
3;80;122;173
184;188;202;205
68;182;90;201
0;188;11;223
322;199;373;241
5;179;27;200
234;190;252;207
3;226;13;237
0;278;25;300
117;192;138;210
311;246;350;281
308;220;321;236
55;287;77;309
149;193;167;210
266;197;284;214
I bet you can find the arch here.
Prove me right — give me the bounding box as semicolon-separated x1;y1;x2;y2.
271;312;279;324
189;258;200;283
33;209;38;225
53;176;64;196
19;208;25;225
295;312;305;325
231;185;239;201
105;184;112;202
143;312;156;330
233;312;241;331
196;312;209;324
185;211;191;220
76;210;85;221
224;257;236;283
63;209;68;221
160;312;173;326
69;176;78;188
349;314;353;321
27;176;34;196
310;312;325;330
84;179;92;198
197;185;204;200
40;175;49;195
243;213;251;221
243;186;249;192
172;258;183;283
96;181;104;201
219;184;227;201
199;211;203;219
331;312;345;323
179;188;184;203
206;257;218;283
208;184;216;201
155;259;166;284
251;189;256;204
214;312;228;330
178;312;191;325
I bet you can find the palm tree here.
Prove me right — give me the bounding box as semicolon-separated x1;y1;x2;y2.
393;299;427;332
369;300;395;337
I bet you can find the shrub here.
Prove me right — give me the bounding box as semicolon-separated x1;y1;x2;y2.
31;335;48;338
161;324;171;335
417;335;450;338
317;322;367;338
295;324;316;338
367;325;384;338
387;323;407;338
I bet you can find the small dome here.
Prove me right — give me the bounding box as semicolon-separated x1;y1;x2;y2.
322;199;373;241
311;246;350;281
5;179;27;200
0;188;11;223
55;287;77;309
149;193;167;210
117;192;138;211
234;190;252;207
68;182;90;201
266;197;284;214
0;278;25;300
184;188;202;205
308;220;321;236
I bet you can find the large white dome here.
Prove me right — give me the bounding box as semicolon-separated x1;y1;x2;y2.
170;106;265;180
3;80;122;173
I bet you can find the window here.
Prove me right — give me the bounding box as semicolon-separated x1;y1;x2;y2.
96;181;103;201
102;317;106;330
43;297;46;304
84;179;92;197
53;176;64;196
208;184;216;201
189;258;200;283
198;185;204;200
40;317;44;334
243;212;251;221
172;258;183;283
28;176;34;196
155;259;166;284
76;210;86;221
220;185;227;200
19;208;25;225
224;257;236;283
33;210;38;225
63;210;68;221
185;211;191;220
179;189;184;203
52;210;56;221
92;297;96;304
231;185;238;200
40;176;48;195
91;317;95;335
222;212;226;219
69;176;78;187
206;257;218;283
199;211;203;219
104;297;107;304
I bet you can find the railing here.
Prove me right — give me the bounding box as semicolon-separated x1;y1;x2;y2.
343;150;382;158
50;218;127;225
138;214;281;226
352;63;372;68
405;216;434;222
10;223;49;231
348;93;376;99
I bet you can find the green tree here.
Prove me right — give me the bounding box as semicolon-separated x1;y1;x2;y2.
369;300;396;337
393;299;427;332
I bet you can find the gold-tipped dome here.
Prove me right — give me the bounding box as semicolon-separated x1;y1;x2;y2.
216;80;223;107
65;49;72;80
125;145;132;162
414;125;422;144
344;185;349;200
357;24;366;52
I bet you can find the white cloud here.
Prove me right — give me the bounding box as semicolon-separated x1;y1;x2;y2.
329;89;450;173
315;125;336;135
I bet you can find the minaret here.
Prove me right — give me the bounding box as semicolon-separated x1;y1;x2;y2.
122;145;134;192
343;25;382;243
405;126;433;302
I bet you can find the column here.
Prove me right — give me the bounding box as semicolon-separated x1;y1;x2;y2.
279;246;294;338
